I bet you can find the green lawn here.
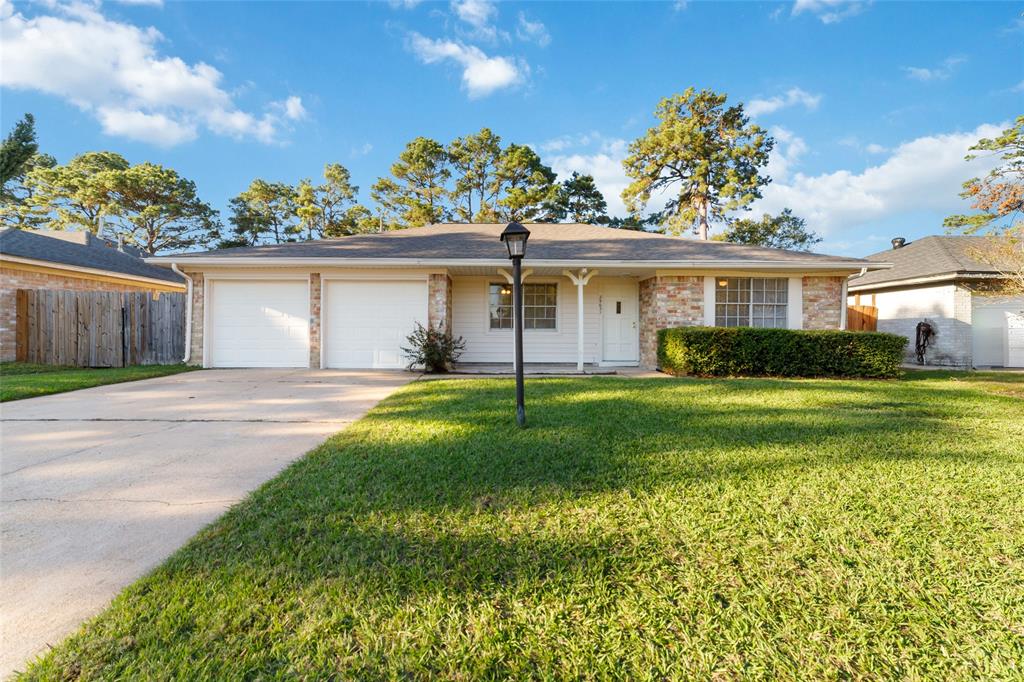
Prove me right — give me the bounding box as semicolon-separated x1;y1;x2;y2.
0;362;195;402
20;373;1024;680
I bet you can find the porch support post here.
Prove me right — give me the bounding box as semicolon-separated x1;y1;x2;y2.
563;268;598;372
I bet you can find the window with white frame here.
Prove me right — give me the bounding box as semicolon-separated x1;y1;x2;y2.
714;277;788;328
489;283;557;330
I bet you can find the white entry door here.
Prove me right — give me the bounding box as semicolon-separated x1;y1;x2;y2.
1007;311;1024;367
208;279;309;368
323;279;428;369
602;281;639;363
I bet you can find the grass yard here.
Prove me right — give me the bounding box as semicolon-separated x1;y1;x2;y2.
0;362;195;402
20;372;1024;679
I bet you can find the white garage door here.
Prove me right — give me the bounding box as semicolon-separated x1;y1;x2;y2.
972;296;1024;368
324;280;427;369
208;280;309;368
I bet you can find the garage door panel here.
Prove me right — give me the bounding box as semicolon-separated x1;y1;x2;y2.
972;296;1024;368
209;280;309;368
324;280;426;369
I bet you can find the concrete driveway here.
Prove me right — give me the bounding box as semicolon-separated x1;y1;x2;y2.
0;368;414;677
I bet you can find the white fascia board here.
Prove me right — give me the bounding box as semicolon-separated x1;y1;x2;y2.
847;271;1002;292
146;256;888;271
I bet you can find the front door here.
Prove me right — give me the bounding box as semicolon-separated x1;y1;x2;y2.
602;281;639;363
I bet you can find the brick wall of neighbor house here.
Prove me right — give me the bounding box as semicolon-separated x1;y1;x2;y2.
802;276;844;330
639;275;704;369
864;283;972;366
309;273;322;369
0;266;178;362
187;271;204;366
428;273;453;332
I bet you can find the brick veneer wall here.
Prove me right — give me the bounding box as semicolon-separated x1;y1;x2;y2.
428;273;453;332
802;276;844;329
309;273;322;368
639;275;705;369
186;271;204;366
0;265;182;362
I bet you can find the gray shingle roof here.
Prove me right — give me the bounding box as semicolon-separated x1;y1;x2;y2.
849;236;1015;288
0;228;184;284
151;223;871;265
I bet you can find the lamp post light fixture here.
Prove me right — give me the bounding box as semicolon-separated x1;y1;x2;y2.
499;221;530;427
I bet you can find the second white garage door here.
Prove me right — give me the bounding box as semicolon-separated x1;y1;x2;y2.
323;280;428;369
972;296;1024;368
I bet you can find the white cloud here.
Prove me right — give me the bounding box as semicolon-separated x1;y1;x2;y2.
792;0;868;24
903;56;966;82
516;12;550;47
765;126;808;182
110;0;164;6
407;32;524;98
673;0;689;10
544;136;631;217
450;0;502;42
351;142;373;157
276;95;307;121
1012;80;1024;93
754;122;1005;240
96;107;196;146
865;143;887;154
0;1;303;146
747;87;822;117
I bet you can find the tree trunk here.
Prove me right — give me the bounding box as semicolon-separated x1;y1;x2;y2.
697;200;709;241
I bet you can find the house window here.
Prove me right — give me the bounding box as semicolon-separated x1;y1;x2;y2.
715;277;788;328
489;283;557;330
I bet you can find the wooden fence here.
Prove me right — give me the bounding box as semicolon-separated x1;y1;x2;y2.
15;289;186;367
847;304;878;332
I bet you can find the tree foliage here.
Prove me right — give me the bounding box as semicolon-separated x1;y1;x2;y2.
449;128;502;222
544;172;608;223
494;143;557;222
0;113;39;191
715;209;821;251
945;117;1024;295
296;163;368;239
21;151;130;232
225;180;299;246
371;137;450;228
104;162;221;255
622;88;773;239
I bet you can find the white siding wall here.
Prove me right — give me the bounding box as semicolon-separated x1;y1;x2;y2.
452;275;606;364
853;283;973;366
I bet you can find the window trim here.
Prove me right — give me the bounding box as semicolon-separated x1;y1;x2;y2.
712;276;790;329
485;280;560;333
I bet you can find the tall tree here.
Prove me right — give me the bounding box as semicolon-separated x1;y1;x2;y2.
21;151;129;232
716;209;821;251
226;180;299;245
370;137;450;228
449;128;502;222
622;88;773;240
944;116;1024;295
104;162;220;255
0;152;56;228
494;143;557;222
545;172;608;223
0;114;39;191
295;163;366;238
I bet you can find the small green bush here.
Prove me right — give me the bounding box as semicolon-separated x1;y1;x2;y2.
657;327;907;379
402;323;466;373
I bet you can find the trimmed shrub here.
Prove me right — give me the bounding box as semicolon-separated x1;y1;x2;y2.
657;327;908;379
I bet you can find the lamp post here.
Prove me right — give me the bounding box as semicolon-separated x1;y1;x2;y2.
500;222;530;427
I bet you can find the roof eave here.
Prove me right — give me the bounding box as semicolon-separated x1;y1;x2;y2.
146;256;886;271
848;270;1007;292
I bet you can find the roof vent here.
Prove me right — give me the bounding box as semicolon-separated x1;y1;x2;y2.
891;237;907;249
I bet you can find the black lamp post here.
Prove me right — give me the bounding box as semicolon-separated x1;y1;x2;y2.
500;221;530;427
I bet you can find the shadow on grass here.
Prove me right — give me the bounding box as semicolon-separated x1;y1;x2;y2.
27;376;1024;679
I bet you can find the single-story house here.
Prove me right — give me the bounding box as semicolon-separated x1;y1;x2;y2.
146;223;889;371
0;228;186;362
847;235;1024;368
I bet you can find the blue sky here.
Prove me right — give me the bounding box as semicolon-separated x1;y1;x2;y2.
1;0;1021;255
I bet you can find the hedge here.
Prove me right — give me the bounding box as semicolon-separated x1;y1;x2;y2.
657;327;908;379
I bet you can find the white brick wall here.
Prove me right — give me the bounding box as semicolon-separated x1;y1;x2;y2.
852;284;973;366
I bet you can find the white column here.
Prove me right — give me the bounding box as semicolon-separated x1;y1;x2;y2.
563;268;598;371
703;276;717;327
787;277;804;330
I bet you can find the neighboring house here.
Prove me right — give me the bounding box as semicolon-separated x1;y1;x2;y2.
146;223;887;371
848;236;1024;368
0;229;186;362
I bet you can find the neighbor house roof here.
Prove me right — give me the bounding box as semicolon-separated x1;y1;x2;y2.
848;236;1016;290
0;228;185;285
148;223;882;270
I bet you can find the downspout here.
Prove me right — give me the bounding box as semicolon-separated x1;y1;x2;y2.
171;263;192;364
